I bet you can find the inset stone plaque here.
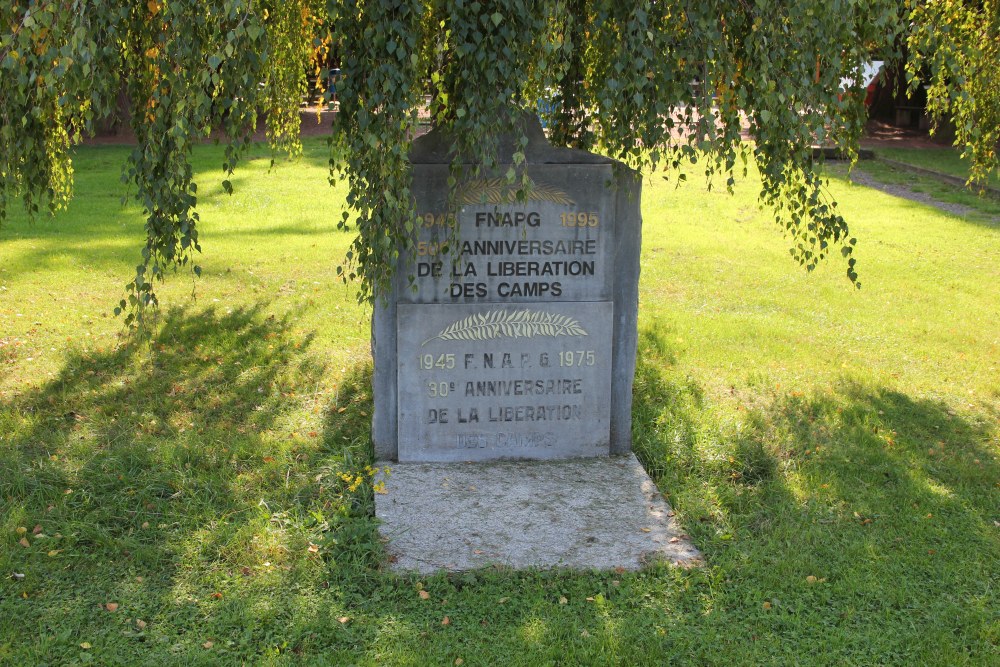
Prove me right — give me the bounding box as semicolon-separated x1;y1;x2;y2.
397;302;613;461
401;164;614;304
372;113;641;462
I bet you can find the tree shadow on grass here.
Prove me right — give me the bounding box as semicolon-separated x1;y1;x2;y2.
614;323;999;663
273;322;996;664
0;303;382;662
2;312;996;663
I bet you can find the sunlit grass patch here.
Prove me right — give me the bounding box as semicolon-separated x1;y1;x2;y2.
1;138;997;664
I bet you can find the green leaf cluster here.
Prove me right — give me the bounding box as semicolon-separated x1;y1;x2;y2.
907;0;1000;190
4;0;968;319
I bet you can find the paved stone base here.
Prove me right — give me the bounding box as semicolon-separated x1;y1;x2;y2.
375;454;701;573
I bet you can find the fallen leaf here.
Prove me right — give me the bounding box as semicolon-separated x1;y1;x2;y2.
80;642;92;650
337;407;347;413
307;543;319;553
337;616;350;624
141;522;150;529
203;640;214;649
558;596;568;605
418;590;430;600
11;573;25;581
585;597;595;602
473;549;484;555
455;659;464;666
762;601;772;610
640;527;652;533
805;575;817;584
19;538;30;548
105;602;119;612
210;592;223;600
669;537;681;543
614;566;626;574
262;456;275;463
15;527;26;535
32;525;42;535
441;616;450;626
136;619;147;630
581;630;590;637
135;576;143;583
47;550;59;557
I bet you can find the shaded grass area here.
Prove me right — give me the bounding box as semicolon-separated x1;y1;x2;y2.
0;305;380;661
851;160;1000;220
631;338;998;664
1;139;998;663
875;146;1000;190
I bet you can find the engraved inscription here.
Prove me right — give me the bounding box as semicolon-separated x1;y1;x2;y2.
397;302;613;461
401;164;614;304
393;163;618;462
456;178;574;206
422;309;588;346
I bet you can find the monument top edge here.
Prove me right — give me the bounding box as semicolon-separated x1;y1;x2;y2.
410;110;628;169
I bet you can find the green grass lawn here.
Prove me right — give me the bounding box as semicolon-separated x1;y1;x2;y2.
1;140;998;665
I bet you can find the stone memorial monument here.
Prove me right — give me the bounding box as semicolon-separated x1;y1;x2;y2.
372;113;700;571
373;115;640;463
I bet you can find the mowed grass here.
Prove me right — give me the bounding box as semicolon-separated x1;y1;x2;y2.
1;139;998;665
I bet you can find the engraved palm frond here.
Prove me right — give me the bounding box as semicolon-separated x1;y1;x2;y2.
526;182;575;206
421;309;588;346
457;178;575;206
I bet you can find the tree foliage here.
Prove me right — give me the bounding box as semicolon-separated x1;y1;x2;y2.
908;0;999;188
2;1;989;323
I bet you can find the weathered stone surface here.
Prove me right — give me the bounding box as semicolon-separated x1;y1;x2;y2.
374;454;702;572
401;163;615;304
397;301;614;462
372;113;642;462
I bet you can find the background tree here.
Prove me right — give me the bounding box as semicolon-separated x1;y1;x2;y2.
3;0;990;324
907;0;999;188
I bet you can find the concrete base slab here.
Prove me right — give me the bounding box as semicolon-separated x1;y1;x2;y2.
375;454;701;573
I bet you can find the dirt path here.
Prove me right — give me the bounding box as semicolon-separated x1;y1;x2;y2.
846;168;983;218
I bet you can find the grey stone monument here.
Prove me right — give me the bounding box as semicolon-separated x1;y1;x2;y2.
372;114;641;463
371;113;700;571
